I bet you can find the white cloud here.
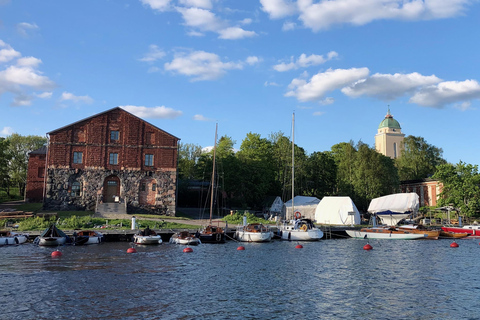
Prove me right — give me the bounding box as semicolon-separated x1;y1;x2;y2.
176;7;224;32
0;126;14;137
274;51;338;72
409;79;480;108
320;97;334;105
121;105;183;119
140;0;172;12
264;81;280;86
16;56;42;68
246;56;261;65
178;0;212;9
286;67;369;102
218;27;257;40
260;0;297;19
240;18;253;25
0;41;21;63
282;21;296;31
36;92;52;99
297;0;472;32
313;111;325;116
164;50;243;81
193;114;211;121
342;72;441;100
454;101;472;111
139;45;166;62
16;22;39;36
0;65;55;90
12;93;33;106
60;92;93;104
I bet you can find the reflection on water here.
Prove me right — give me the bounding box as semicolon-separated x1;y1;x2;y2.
1;239;480;319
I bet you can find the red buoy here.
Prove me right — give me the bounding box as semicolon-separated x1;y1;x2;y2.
295;244;303;249
363;243;373;250
450;242;459;248
127;247;137;253
237;246;245;251
51;250;62;257
183;247;193;253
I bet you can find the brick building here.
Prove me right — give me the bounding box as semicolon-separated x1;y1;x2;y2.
25;146;47;202
400;179;442;207
25;107;179;215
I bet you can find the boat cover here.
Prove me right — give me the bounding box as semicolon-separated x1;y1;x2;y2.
284;196;320;220
314;196;361;225
368;193;419;214
39;224;68;238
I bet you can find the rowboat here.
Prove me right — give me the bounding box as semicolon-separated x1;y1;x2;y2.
169;231;201;245
396;224;440;240
0;230;29;245
134;227;162;245
346;227;427;240
235;223;273;242
72;230;104;245
439;231;468;239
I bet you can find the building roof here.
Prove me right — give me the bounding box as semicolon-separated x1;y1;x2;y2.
28;145;47;155
47;106;180;140
378;110;401;130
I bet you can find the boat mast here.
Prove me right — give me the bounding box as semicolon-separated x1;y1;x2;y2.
291;112;295;219
209;123;218;224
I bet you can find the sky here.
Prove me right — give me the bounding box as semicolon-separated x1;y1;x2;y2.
1;0;480;165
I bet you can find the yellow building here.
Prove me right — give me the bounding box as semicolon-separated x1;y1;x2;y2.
375;109;405;159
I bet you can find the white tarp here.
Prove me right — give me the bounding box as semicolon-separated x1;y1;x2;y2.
269;196;284;214
283;196;320;220
314;196;361;225
368;193;419;226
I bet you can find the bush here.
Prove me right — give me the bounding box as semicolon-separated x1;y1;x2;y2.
222;211;271;225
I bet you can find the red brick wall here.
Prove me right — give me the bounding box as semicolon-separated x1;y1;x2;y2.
25;154;46;202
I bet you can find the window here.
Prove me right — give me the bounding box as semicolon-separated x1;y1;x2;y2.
110;130;119;141
109;153;118;165
73;151;83;164
152;183;156;191
145;154;154;166
71;181;81;197
393;142;397;159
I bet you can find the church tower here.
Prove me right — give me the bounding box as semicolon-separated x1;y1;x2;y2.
375;108;405;159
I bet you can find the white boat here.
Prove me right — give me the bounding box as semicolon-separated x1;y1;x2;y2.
34;224;70;246
72;230;104;245
235;223;273;242
278;113;323;242
0;230;29;245
346;227;427;240
134;227;162;245
368;193;419;226
278;218;323;241
169;231;201;245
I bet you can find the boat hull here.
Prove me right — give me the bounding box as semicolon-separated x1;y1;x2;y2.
134;235;163;245
0;234;28;245
279;229;323;241
37;237;67;246
199;233;225;244
441;226;480;236
169;237;201;245
235;231;273;242
346;229;427;240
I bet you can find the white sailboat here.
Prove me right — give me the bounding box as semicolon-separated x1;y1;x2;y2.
278;113;324;241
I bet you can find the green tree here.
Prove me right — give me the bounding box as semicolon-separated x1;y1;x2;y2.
6;134;47;197
331;141;356;196
177;142;203;180
304;151;336;199
433;161;480;217
396;135;446;181
0;138;12;197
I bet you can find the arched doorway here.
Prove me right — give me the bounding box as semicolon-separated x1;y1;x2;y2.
139;177;157;205
103;175;120;203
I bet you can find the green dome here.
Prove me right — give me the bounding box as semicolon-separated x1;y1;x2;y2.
378;111;401;129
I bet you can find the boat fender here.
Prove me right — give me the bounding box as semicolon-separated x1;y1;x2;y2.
14;237;19;244
301;225;307;232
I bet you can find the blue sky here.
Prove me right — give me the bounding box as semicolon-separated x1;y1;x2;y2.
1;0;479;165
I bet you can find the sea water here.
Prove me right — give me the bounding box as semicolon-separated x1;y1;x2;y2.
1;238;479;319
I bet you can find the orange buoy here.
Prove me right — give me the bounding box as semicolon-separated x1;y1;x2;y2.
295;244;303;249
237;246;245;251
51;250;62;257
450;242;459;248
127;247;137;253
183;247;193;253
363;243;373;250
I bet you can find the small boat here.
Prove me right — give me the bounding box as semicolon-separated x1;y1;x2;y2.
133;227;162;245
439;230;469;239
72;230;104;245
396;224;440;240
198;224;225;244
0;230;29;245
33;224;70;246
278;218;323;241
169;231;201;245
346;227;427;240
441;225;480;237
235;223;273;242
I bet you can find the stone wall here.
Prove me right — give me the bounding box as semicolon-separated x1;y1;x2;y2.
44;167;176;215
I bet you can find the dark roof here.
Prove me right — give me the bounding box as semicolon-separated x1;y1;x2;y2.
28;145;47;155
47;107;180;140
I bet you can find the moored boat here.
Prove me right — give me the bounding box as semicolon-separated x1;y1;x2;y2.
169;231;201;245
235;223;273;242
346;227;427;240
0;230;29;245
439;230;469;239
133;227;162;245
278;218;323;241
34;224;70;246
441;225;480;237
198;224;225;244
396;224;440;240
72;230;104;245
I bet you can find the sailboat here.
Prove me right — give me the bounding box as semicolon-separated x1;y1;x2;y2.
278;113;324;241
198;123;226;244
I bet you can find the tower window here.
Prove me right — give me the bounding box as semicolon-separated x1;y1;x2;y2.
393;142;397;159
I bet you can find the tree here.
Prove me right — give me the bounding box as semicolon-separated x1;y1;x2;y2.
304;151;336;199
6;134;47;197
396;135;446;181
177;142;203;180
331;141;356;196
433;161;480;217
0;138;12;197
